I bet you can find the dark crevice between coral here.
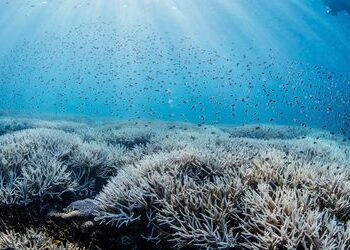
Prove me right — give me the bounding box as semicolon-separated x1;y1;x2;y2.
107;137;151;150
0;203;184;249
0;174;113;249
46;215;164;249
0;165;183;249
177;159;221;185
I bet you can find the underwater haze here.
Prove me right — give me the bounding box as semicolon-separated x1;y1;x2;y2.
0;0;350;135
1;1;350;249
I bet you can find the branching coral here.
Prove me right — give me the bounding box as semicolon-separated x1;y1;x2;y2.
0;128;123;205
0;117;349;249
94;148;244;248
0;128;83;205
91;122;350;249
0;227;82;249
239;184;350;249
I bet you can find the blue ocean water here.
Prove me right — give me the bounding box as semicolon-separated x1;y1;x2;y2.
0;0;349;136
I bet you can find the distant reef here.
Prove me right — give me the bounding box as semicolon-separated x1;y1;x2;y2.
0;117;349;249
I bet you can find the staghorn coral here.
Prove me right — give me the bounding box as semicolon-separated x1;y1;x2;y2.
94;148;244;248
239;184;350;249
91;123;350;249
0;116;90;135
220;124;313;140
0;227;83;250
0;128;83;205
0;128;122;205
0;118;176;206
0;116;350;249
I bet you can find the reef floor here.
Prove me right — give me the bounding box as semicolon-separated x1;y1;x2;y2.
0;116;349;249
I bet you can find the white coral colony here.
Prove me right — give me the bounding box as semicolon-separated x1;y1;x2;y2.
0;117;349;249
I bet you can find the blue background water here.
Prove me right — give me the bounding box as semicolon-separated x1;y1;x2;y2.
0;0;349;136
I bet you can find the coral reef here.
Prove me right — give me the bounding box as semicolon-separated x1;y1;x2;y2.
0;116;349;249
0;227;82;250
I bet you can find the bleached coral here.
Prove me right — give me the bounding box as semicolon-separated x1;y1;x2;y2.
94;148;244;248
0;227;82;249
0;116;89;135
91;123;350;249
0;128;82;205
0;128;121;205
0;116;350;249
239;184;349;249
220;124;312;140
